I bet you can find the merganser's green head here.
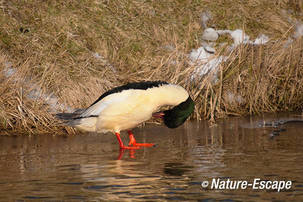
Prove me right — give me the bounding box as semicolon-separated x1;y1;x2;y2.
162;96;195;128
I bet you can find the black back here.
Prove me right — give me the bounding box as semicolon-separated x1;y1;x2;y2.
90;81;168;106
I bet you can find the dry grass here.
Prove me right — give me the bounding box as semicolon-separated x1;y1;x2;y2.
192;39;303;121
0;0;302;134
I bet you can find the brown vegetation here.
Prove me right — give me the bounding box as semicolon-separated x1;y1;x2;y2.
0;0;302;134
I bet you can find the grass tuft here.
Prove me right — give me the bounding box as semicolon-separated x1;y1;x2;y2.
0;0;302;134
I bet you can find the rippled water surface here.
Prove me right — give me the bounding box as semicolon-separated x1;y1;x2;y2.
1;114;303;201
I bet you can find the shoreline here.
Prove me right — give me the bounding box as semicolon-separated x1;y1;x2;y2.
1;1;302;134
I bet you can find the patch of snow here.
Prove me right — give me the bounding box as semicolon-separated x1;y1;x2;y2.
28;84;73;113
294;22;303;38
229;29;250;46
189;46;227;80
45;94;73;113
282;22;303;48
226;92;244;105
163;45;175;51
3;67;16;78
217;29;269;46
189;46;213;62
201;11;212;29
2;61;16;78
4;61;12;68
191;56;227;80
252;34;269;45
2;58;72;113
189;28;270;81
93;52;102;59
93;52;117;73
203;45;216;54
216;30;231;35
202;28;219;41
284;38;294;48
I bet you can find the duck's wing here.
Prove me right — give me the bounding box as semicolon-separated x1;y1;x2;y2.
80;90;135;118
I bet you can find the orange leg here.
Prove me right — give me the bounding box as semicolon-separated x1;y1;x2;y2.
128;130;154;147
115;132;140;150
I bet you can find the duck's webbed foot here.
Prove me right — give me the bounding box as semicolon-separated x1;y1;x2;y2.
128;130;154;147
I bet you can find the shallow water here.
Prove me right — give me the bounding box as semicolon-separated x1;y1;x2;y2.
1;114;303;201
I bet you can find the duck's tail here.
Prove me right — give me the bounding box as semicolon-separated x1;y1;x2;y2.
56;109;98;132
56;109;86;122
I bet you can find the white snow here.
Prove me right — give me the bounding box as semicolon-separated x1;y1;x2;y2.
200;11;212;29
2;58;72;113
294;22;303;38
189;47;213;63
202;28;219;41
191;56;227;80
203;45;216;54
93;52;117;73
28;85;73;113
190;28;270;81
3;67;16;78
229;29;250;46
253;34;270;45
93;52;102;59
226;91;244;105
189;46;227;79
217;29;269;46
2;62;16;78
283;22;303;48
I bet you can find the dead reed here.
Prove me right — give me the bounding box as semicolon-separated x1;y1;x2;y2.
0;0;302;134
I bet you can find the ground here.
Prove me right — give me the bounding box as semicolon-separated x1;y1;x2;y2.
0;0;302;134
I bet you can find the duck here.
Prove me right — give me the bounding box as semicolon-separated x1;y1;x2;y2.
56;81;194;149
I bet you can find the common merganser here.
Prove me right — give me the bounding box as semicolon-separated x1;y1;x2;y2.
57;81;194;149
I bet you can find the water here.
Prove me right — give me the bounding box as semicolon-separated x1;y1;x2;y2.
0;114;303;201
